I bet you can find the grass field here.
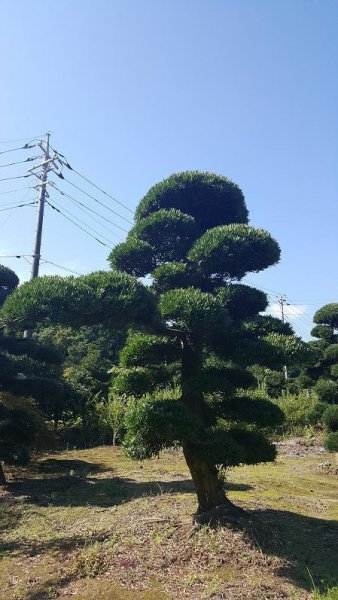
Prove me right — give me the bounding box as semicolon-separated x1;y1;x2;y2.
0;440;337;599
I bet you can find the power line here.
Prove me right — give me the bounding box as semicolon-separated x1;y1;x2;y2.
50;146;134;214
0;254;33;258
0;143;38;156
46;200;113;249
0;174;33;183
0;156;40;169
55;173;133;225
39;258;83;276
47;196;117;246
49;182;125;236
0;201;37;212
0;135;45;144
0;186;31;196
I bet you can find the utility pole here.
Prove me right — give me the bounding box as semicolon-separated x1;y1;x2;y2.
24;132;52;339
277;295;290;381
30;132;50;279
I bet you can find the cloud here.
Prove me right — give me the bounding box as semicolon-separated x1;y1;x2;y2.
265;303;307;321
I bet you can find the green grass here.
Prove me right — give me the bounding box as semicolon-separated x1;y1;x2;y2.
0;442;337;599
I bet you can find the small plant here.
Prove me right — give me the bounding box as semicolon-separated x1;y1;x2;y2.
72;542;106;578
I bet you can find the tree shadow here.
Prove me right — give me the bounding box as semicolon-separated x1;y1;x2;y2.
5;470;253;510
239;507;338;592
3;469;337;594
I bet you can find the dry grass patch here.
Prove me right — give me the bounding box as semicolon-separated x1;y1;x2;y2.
0;443;337;599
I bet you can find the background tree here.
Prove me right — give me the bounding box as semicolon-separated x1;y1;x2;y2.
0;266;58;482
0;172;306;513
310;304;338;453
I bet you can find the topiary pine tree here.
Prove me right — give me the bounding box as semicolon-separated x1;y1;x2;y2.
0;172;306;512
0;265;62;483
310;304;338;453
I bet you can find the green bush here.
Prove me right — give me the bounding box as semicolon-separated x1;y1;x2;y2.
324;431;338;452
315;379;338;404
323;405;338;433
277;391;322;432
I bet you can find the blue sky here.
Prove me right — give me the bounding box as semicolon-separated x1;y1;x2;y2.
0;0;337;339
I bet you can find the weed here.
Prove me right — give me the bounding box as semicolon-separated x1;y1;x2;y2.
72;542;107;578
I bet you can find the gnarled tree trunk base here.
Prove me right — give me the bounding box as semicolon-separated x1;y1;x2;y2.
0;462;7;485
183;444;245;524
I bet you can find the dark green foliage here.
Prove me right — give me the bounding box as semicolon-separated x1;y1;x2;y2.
110;365;171;397
159;287;229;336
152;262;200;293
201;358;255;393
214;392;285;428
216;284;268;319
314;303;338;329
188;224;281;280
241;315;294;336
35;324;125;445
0;265;19;307
119;333;179;367
324;431;338;452
322;405;338;433
310;324;334;342
0;171;299;511
197;425;277;467
132;209;197;262
314;379;338;404
323;344;338;365
123;391;197;460
108;238;155;277
135;171;249;233
1;271;155;331
0;392;46;469
330;364;338;378
0;336;62;364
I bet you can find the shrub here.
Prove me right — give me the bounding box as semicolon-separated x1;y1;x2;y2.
277;391;322;432
324;431;338;453
323;405;338;433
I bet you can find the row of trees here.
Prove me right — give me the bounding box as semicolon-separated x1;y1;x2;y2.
0;171;337;512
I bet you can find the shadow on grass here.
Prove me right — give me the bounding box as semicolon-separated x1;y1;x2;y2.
5;472;252;509
3;466;337;594
244;507;338;592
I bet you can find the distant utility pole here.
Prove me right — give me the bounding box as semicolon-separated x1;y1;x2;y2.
24;132;54;339
277;295;290;381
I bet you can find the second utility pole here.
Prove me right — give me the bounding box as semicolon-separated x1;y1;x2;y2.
277;295;289;381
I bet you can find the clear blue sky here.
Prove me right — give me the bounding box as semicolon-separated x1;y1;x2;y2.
0;0;337;339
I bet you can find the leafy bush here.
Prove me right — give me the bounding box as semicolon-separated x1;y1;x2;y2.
277;391;323;432
324;431;338;453
322;405;338;433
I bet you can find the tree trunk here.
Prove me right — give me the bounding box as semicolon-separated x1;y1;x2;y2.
180;336;238;515
0;462;7;485
183;443;234;513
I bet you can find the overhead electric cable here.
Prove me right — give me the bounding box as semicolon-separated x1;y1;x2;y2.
0;156;40;168
55;173;133;225
47;196;117;245
0;186;31;196
46;200;113;249
0;201;37;212
0;135;45;144
50;146;134;214
0;174;33;183
0;143;37;156
40;258;83;276
50;182;126;235
0;254;33;258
